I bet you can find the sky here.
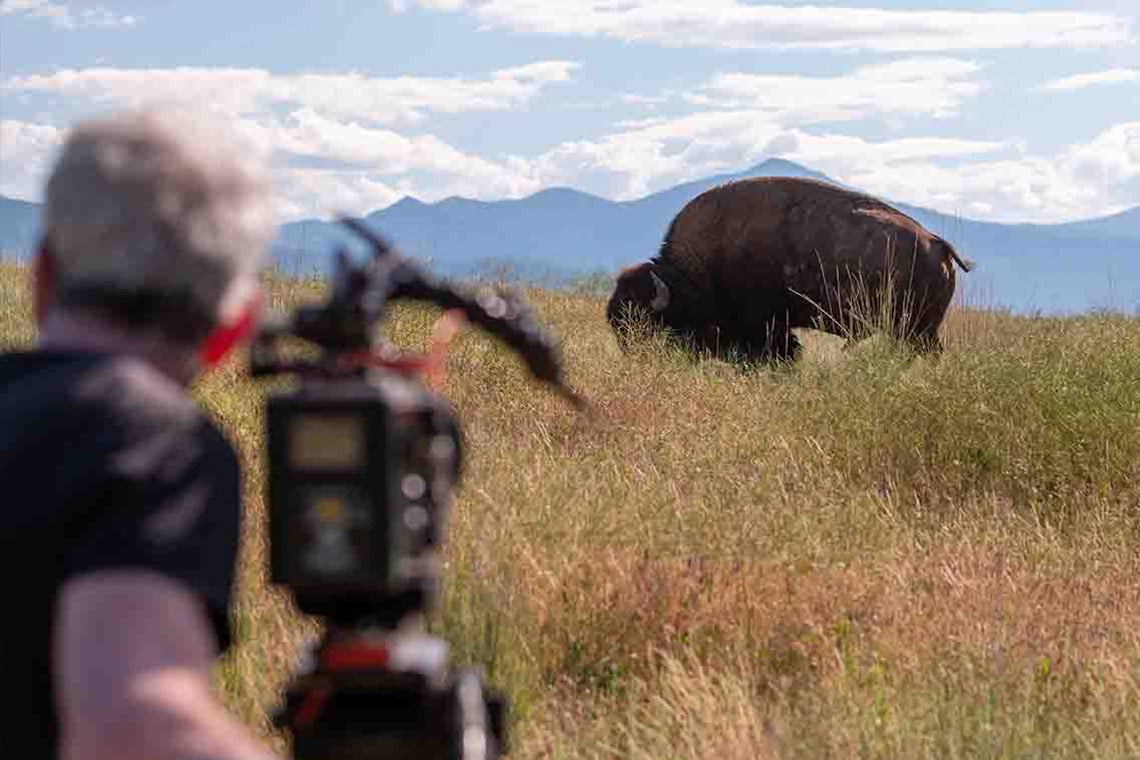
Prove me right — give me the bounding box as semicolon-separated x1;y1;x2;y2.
0;0;1137;224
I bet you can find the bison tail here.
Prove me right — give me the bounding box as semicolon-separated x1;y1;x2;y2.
940;239;974;273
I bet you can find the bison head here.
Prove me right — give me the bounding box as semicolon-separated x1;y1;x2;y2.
606;262;671;335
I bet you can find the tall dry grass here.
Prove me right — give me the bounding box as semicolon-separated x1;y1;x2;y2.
2;261;1138;759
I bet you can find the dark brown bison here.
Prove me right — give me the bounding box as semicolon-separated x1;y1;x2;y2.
607;177;973;363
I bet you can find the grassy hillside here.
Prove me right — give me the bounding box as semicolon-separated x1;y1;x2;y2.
2;262;1139;759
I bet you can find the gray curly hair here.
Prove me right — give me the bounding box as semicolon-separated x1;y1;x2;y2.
42;108;274;341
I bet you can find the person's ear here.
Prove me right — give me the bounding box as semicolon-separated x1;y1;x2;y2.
32;241;57;326
199;290;261;369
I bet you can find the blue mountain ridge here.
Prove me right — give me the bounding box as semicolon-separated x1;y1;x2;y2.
0;196;42;257
3;158;1137;313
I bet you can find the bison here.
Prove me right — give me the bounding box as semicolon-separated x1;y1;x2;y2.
606;177;973;363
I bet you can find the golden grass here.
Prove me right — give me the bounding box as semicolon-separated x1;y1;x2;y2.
3;261;1138;759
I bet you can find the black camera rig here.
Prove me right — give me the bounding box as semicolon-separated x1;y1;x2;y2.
249;218;584;759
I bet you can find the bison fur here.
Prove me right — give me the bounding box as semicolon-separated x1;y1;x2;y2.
606;177;973;364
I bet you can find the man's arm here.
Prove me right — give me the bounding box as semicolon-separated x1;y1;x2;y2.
55;570;280;760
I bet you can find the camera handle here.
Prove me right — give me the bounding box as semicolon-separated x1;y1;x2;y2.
251;217;586;409
341;217;587;409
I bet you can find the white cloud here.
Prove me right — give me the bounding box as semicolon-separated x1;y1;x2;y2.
0;63;574;218
2;62;578;126
621;93;669;106
522;100;1138;223
524;59;992;200
267;108;540;191
775;123;1140;222
388;0;466;10
4;54;1135;225
532;110;781;199
268;169;404;223
0;112;540;221
0;109;544;220
769;131;1008;167
0;0;140;29
0;112;542;223
290;113;1136;223
0;119;64;199
1063;121;1140;188
0;119;63;162
399;1;1132;52
5;109;1136;224
1038;67;1140;92
526;109;1011;203
690;57;984;122
264;139;542;220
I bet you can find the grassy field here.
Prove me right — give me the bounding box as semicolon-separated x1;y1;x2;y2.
3;261;1139;759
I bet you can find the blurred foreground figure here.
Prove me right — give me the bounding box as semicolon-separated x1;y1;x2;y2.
0;108;282;760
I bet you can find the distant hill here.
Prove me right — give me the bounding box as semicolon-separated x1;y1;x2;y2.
0;196;41;259
1046;206;1140;242
4;158;1138;313
272;158;1138;313
272;158;845;276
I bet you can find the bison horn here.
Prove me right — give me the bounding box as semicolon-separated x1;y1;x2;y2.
649;271;670;311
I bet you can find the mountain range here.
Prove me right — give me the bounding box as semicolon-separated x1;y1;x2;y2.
3;159;1137;313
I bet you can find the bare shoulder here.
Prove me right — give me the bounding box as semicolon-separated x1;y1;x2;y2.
55;571;281;760
57;569;219;675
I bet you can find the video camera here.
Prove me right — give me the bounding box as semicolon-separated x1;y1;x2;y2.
249;218;584;759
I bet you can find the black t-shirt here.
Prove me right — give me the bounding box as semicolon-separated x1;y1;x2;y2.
0;350;242;756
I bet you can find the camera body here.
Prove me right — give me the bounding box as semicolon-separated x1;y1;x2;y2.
267;373;460;626
253;218;583;759
265;372;508;760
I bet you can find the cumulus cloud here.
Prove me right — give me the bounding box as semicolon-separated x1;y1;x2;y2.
3;111;545;220
1;62;579;126
523;59;992;200
388;0;466;10
0;0;140;29
766;123;1140;222
395;1;1132;52
265;141;541;220
0;120;65;199
689;57;984;122
531;110;779;199
268;109;540;194
1064;121;1140;188
4;55;1134;224
526;110;1009;203
621;93;670;106
0;62;576;218
523;106;1138;223
0;112;540;220
1038;67;1140;92
768;131;1009;167
268;169;404;222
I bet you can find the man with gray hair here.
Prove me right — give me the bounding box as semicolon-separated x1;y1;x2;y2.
0;109;282;759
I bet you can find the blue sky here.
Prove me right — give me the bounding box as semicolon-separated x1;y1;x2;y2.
1;0;1137;223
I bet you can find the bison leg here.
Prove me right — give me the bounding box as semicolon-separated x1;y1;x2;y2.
904;300;950;356
738;322;801;365
772;328;803;364
908;327;944;355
